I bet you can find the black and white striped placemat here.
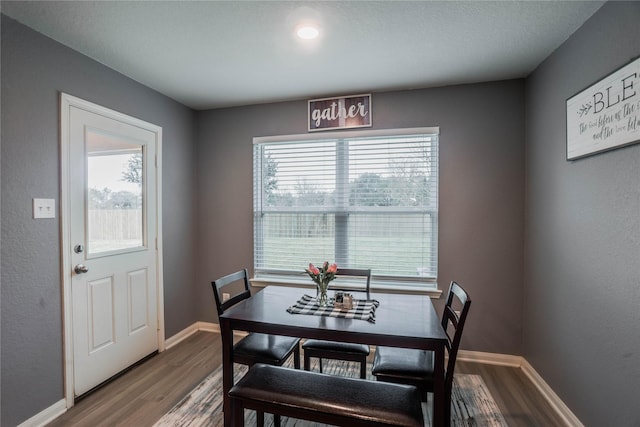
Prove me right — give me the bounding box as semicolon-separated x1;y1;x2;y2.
286;294;379;323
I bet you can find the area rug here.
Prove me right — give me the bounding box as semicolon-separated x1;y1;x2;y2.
154;359;507;427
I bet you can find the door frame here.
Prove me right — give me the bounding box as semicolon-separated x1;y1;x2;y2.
60;93;165;408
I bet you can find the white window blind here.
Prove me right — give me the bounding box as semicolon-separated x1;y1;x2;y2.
253;128;439;289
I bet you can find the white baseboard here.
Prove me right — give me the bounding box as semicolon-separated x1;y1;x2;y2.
164;321;250;350
521;359;584;427
164;323;200;350
17;399;66;427
164;321;220;350
458;350;582;426
457;349;522;367
195;321;220;334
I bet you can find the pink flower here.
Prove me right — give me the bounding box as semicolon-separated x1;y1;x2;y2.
305;261;338;287
308;263;320;275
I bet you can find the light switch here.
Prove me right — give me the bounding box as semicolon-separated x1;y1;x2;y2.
33;198;56;219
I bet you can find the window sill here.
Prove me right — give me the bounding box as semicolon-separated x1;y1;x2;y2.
249;276;442;298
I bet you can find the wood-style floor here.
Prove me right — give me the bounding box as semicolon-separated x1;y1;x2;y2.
47;331;566;426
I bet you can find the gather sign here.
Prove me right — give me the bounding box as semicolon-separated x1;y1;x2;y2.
308;94;372;131
566;56;640;160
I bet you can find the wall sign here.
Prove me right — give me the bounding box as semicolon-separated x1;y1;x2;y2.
308;94;371;131
566;56;640;160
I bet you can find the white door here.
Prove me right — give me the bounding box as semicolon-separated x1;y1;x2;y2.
63;95;161;398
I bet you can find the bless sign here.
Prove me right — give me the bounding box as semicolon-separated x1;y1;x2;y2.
566;56;640;160
308;94;372;131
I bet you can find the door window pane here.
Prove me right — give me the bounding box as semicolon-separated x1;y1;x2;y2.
87;131;144;255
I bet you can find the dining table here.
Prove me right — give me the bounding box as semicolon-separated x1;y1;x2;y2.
219;285;449;426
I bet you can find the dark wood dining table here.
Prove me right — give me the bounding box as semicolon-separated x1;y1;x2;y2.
219;285;449;426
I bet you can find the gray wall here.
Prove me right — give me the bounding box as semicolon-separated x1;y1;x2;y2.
7;2;637;426
195;81;526;356
524;2;640;425
1;16;199;426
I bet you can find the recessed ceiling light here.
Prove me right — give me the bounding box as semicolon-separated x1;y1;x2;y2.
297;25;319;40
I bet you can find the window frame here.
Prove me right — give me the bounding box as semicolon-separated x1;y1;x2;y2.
253;127;440;294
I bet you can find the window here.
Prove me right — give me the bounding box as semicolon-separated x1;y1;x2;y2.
253;127;439;290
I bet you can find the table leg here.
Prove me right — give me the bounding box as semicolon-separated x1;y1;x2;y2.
433;345;448;426
220;318;234;427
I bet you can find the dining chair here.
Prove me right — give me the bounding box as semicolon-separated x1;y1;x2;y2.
302;268;372;379
211;268;301;427
371;281;471;423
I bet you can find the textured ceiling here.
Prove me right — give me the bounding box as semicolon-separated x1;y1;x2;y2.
2;1;605;110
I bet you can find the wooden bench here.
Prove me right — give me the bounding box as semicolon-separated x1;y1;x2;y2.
229;363;424;427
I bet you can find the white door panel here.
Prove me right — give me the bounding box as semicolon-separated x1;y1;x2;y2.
87;276;115;353
128;268;150;333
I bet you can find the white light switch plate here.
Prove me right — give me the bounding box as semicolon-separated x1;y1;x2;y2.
33;198;56;219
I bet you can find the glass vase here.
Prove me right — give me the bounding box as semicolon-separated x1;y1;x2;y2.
316;282;329;307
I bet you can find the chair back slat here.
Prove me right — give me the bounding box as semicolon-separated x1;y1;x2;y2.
211;268;252;316
329;268;371;293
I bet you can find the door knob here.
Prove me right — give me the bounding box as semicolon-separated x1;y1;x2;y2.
74;264;89;274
